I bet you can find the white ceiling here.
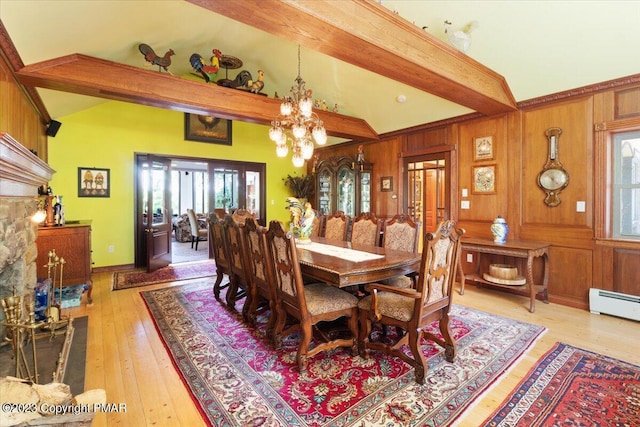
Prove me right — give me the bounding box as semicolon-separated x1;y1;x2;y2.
2;0;639;137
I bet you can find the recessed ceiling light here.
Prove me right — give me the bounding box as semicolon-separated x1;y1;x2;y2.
396;95;407;103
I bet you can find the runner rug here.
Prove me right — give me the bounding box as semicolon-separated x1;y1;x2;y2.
112;260;216;290
483;342;640;426
141;280;545;427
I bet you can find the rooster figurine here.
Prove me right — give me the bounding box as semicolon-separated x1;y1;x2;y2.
138;43;175;74
248;70;265;94
190;49;222;83
218;70;252;89
286;197;315;242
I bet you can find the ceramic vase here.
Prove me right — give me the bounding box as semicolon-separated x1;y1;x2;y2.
491;215;509;244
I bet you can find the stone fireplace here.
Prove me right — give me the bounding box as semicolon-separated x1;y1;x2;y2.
0;133;55;324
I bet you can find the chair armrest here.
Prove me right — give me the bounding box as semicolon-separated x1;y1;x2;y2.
364;282;421;299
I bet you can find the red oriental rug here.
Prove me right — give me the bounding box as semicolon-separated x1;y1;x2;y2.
141;281;545;427
483;342;640;426
112;260;216;290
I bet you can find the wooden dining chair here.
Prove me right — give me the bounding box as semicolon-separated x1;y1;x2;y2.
186;208;208;250
264;220;359;372
222;215;249;311
323;210;348;241
358;219;465;384
380;213;421;288
241;217;277;341
350;212;382;246
208;213;232;302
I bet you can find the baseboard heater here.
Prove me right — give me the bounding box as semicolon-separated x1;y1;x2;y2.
589;288;640;321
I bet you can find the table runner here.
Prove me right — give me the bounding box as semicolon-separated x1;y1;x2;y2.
300;242;384;262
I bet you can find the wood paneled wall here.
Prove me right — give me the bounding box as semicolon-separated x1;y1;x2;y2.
316;78;640;310
0;47;47;159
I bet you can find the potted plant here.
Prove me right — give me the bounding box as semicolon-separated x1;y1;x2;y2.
283;174;315;200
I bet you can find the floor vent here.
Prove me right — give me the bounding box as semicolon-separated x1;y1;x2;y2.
589;288;640;321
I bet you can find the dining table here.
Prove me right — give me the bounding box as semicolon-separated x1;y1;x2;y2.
295;237;422;288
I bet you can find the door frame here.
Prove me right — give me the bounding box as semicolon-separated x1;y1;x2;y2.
400;145;457;250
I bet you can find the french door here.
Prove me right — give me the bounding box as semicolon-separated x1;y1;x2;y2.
404;151;451;251
136;155;172;272
209;160;265;224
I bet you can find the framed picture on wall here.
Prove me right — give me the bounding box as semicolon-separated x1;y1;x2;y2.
473;136;494;161
184;113;232;145
472;164;496;194
78;167;110;197
381;176;393;192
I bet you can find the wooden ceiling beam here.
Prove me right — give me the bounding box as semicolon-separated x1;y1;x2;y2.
187;0;517;116
15;54;378;141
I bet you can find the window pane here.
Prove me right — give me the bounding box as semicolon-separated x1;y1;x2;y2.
171;170;180;215
613;131;640;239
246;171;260;218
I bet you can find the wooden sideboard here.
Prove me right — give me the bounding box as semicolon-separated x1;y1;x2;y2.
36;223;93;303
458;238;550;313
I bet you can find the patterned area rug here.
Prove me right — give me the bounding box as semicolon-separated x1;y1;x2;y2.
141;281;546;427
112;260;215;290
483;342;640;426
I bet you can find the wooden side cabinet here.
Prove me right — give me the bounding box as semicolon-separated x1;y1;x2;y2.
36;223;93;303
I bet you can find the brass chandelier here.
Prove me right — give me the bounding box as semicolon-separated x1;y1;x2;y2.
269;46;327;167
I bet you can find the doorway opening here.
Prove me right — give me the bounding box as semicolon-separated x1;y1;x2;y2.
134;154;266;271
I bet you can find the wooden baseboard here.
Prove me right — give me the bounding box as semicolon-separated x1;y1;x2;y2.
92;264;135;274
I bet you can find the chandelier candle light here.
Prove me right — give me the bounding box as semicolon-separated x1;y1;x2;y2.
269;46;327;167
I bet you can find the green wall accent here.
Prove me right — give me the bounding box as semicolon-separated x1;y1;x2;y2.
48;100;300;268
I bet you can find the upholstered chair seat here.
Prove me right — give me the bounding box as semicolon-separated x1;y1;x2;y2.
304;283;359;315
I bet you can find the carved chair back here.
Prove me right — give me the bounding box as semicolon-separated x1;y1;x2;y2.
323;210;348;241
222;215;250;311
242;217;277;338
382;213;421;253
208;213;231;301
350;212;382;246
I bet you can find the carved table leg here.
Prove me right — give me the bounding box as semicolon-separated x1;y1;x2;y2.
526;254;536;313
458;257;465;295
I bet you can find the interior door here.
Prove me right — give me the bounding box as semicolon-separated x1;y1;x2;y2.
142;155;172;272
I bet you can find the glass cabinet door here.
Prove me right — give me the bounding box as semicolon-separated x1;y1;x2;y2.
360;171;371;213
337;166;355;216
318;169;333;215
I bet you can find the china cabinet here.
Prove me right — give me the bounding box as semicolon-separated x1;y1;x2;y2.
315;156;372;216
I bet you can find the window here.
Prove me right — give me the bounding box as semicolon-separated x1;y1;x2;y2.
612;131;640;240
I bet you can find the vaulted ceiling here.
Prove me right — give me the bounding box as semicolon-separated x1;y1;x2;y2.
2;0;639;142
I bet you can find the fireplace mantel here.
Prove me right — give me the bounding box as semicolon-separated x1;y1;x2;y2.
0;132;55;198
0;132;55;307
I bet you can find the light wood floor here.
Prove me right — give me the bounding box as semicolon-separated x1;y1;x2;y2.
66;272;639;427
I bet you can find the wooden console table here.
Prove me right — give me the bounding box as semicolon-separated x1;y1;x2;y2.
458;238;550;312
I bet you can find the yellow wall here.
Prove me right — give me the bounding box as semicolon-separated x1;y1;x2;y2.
47;100;298;268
